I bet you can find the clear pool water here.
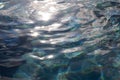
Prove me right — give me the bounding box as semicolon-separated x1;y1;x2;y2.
0;0;120;80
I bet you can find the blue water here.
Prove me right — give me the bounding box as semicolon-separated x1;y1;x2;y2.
0;0;120;80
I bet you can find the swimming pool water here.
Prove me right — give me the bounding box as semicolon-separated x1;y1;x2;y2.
0;0;120;80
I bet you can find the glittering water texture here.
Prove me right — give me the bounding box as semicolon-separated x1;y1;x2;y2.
0;0;120;80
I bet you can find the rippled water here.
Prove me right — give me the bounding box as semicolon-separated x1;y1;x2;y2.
0;0;120;80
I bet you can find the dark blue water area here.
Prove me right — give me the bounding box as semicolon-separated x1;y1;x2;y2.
0;66;19;77
0;0;120;80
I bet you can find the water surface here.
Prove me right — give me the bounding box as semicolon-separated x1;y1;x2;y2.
0;0;120;80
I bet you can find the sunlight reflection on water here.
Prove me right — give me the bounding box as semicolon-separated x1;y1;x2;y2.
0;0;120;80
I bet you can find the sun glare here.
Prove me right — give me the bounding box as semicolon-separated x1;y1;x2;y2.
31;32;39;37
37;11;52;21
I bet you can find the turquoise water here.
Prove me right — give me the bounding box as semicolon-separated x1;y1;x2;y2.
0;0;120;80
